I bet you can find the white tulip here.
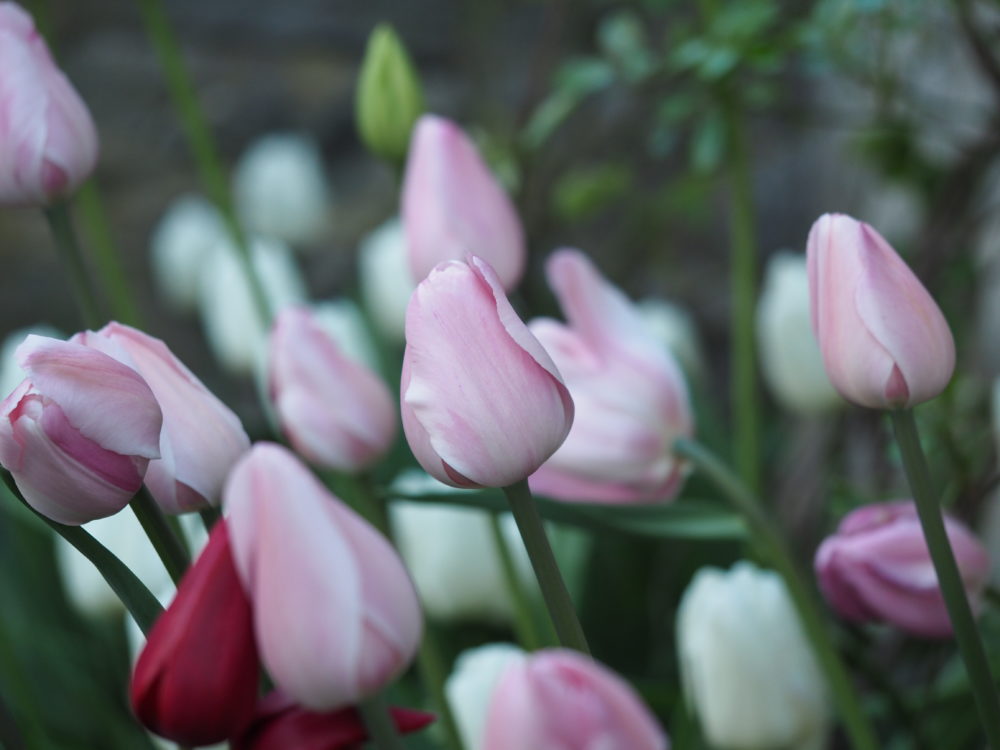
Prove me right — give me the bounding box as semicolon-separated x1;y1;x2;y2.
677;561;829;750
358;217;415;343
310;298;381;372
1;324;62;399
637;297;703;376
445;643;526;750
150;194;227;313
756;253;841;414
233;134;331;247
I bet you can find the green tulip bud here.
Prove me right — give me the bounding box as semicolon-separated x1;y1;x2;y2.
355;24;425;166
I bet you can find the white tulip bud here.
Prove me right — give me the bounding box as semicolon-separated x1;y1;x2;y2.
310;298;381;372
445;643;527;750
150;195;228;313
637;297;703;376
1;324;62;398
358;216;415;343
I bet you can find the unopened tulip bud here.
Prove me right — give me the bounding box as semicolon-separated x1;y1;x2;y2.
150;194;227;313
0;3;98;205
401;256;573;488
0;336;162;524
677;562;829;750
816;500;989;637
484;648;668;750
529;250;692;503
75;323;251;513
356;24;425;165
131;521;260;746
807;213;955;409
268;307;396;473
225;443;423;710
636;298;703;376
757;252;841;414
358;217;415;343
402;116;526;289
445;643;526;750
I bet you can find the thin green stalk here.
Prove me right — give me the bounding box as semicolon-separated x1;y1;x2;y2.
487;513;544;650
358;693;406;750
501;480;589;654
130;488;190;585
133;0;272;325
890;409;1000;747
43;202;103;328
673;438;879;750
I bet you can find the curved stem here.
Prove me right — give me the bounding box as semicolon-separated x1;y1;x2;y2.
358;693;405;750
130;488;190;586
890;409;1000;747
487;513;544;650
43;202;103;329
674;438;879;750
502;480;589;654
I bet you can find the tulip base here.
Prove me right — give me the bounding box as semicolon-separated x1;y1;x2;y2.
890;409;1000;748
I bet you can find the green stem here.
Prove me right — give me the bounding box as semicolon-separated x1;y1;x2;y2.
133;0;272;326
487;513;544;650
0;687;28;750
501;480;589;654
130;488;190;585
358;693;405;750
890;409;1000;747
43;202;103;329
0;620;43;749
673;438;879;750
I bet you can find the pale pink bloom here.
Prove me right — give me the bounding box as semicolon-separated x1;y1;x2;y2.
0;2;98;204
0;336;161;524
484;648;668;750
268;307;396;473
815;500;990;638
75;323;250;513
807;213;955;409
401;256;573;488
224;443;422;710
402;115;525;290
529;249;692;503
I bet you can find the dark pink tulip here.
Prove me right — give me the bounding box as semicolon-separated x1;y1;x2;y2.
231;691;435;750
74;323;251;512
0;2;98;204
225;443;422;710
0;336;161;524
529;249;693;503
269;307;396;472
131;521;260;746
815;500;990;638
401;256;574;488
402;114;525;289
484;648;668;750
807;213;955;409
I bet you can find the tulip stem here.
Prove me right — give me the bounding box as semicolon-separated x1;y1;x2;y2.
502;480;590;654
133;0;273;326
673;437;879;750
890;409;1000;747
488;513;545;650
43;201;103;329
130;488;190;586
359;693;405;750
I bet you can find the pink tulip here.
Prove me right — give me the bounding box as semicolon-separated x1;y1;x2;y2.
402;115;525;290
131;521;260;746
401;256;574;488
815;500;990;638
224;443;422;710
484;648;668;750
806;213;955;409
0;2;98;205
268;307;396;473
528;250;693;503
0;336;161;524
74;323;251;513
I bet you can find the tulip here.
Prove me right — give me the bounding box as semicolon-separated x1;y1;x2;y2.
484;648;668;750
806;213;955;409
401;256;574;488
0;336;162;524
636;297;703;376
757;252;841;414
309;299;381;375
131;521;260;746
677;562;829;750
232;691;434;750
74;323;251;513
268;307;396;473
0;324;62;399
815;500;989;638
358;217;415;343
225;443;422;710
402;115;525;289
150;194;227;313
233;134;331;247
445;643;526;750
528;249;692;503
0;2;98;205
